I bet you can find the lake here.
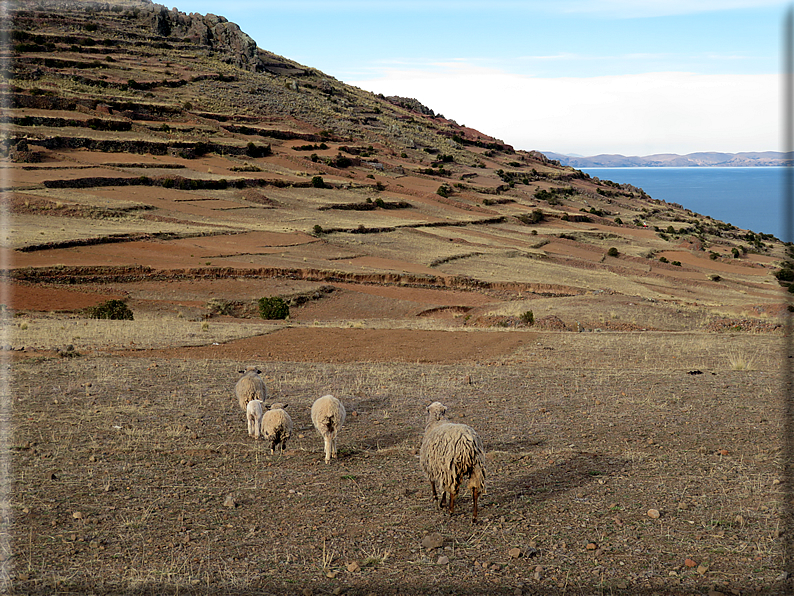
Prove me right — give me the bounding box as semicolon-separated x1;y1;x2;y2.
579;167;787;241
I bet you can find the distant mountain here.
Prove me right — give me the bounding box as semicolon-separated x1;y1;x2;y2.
544;151;790;168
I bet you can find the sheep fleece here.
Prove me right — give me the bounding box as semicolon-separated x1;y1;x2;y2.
420;423;487;496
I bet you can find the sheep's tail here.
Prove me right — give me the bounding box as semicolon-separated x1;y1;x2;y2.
319;414;337;435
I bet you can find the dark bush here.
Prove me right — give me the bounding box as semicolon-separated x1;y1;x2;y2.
519;310;534;326
84;299;134;320
607;247;619;257
258;296;290;320
311;176;326;188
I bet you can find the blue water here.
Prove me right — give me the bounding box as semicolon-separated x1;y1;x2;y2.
579;167;786;241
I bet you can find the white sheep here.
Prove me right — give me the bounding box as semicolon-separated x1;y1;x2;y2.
262;402;293;455
235;366;267;411
419;401;487;521
246;399;265;439
311;394;346;464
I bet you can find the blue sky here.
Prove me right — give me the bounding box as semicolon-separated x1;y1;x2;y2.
169;1;789;156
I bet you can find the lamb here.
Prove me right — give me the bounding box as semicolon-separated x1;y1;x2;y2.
235;366;267;411
262;402;293;455
311;395;346;464
246;399;265;439
419;401;487;521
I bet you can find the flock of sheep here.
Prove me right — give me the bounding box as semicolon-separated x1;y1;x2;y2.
235;366;487;520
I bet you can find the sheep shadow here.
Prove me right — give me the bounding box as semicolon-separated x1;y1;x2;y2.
490;451;631;507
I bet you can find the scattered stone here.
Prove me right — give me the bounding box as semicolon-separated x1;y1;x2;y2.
347;561;360;572
716;449;729;456
325;570;338;579
647;509;660;519
301;588;312;596
684;558;697;568
223;494;237;508
533;565;543;581
333;588;343;596
72;511;83;520
585;543;597;550
508;547;522;558
437;555;449;565
697;564;709;575
421;532;444;550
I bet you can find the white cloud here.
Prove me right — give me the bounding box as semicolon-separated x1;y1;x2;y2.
350;65;779;155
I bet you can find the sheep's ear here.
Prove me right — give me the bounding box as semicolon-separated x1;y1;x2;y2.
281;403;289;409
238;369;245;374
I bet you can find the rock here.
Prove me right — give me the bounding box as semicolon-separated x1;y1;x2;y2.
421;532;444;550
697;564;709;575
684;558;697;568
223;494;237;508
533;565;543;581
347;561;360;572
508;547;522;558
647;508;660;519
301;588;312;596
72;511;83;520
437;555;449;565
585;542;597;550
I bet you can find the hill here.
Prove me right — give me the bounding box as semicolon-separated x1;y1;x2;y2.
4;0;789;332
3;2;789;595
544;150;789;168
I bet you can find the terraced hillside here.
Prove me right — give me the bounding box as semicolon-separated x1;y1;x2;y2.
3;0;789;334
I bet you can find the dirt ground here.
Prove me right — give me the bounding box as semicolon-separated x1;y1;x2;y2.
7;316;788;595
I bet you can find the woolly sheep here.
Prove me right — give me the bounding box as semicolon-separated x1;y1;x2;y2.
262;402;293;455
246;399;264;439
419;401;487;521
311;394;346;464
235;366;267;411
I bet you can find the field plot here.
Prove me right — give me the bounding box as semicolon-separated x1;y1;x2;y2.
7;331;785;595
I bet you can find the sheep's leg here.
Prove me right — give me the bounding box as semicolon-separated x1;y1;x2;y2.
430;480;438;503
323;435;332;464
471;486;479;522
448;491;456;516
439;490;446;509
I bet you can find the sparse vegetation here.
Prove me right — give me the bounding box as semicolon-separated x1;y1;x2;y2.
258;296;290;320
83;299;133;320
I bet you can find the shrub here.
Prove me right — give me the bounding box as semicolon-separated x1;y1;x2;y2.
774;268;794;282
311;176;326;188
436;184;450;198
258;296;290;320
84;299;134;320
614;217;623;225
607;247;619;257
659;256;669;263
519;310;534;326
313;224;324;235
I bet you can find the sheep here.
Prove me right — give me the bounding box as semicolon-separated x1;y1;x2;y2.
419;401;487;521
311;394;346;464
262;402;293;455
235;366;267;411
246;399;265;439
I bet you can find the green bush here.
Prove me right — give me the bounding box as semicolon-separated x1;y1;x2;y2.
258;296;290;320
313;224;324;235
607;247;619;257
519;310;534;326
84;299;134;320
311;176;326;188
